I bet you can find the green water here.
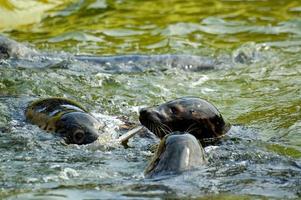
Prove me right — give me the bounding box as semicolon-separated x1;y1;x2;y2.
1;0;301;199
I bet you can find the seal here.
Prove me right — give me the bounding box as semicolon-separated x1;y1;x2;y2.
25;97;102;145
145;132;207;178
0;35;218;72
139;97;231;145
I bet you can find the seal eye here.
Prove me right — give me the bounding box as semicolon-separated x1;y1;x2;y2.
169;106;178;114
73;130;85;144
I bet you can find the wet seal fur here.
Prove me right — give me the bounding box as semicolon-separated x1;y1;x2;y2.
25;97;102;145
145;132;207;178
139;97;231;145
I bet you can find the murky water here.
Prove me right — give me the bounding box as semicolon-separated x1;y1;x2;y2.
1;0;301;199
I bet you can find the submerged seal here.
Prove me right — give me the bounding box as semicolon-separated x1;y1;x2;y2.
139;97;231;145
145;132;207;178
0;35;218;72
25;97;102;145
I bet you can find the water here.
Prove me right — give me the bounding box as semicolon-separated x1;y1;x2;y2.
1;0;301;199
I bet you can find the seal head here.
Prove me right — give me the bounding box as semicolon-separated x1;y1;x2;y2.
55;112;100;145
139;97;230;144
25;97;102;145
145;132;206;178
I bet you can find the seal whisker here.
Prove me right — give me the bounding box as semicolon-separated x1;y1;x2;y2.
185;122;199;134
158;125;168;137
154;123;164;138
185;123;196;133
152;123;158;135
155;122;171;137
149;121;161;137
155;125;162;137
158;121;172;134
151;122;162;137
150;123;155;134
147;122;153;133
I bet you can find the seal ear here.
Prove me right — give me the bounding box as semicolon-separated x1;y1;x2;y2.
73;130;85;144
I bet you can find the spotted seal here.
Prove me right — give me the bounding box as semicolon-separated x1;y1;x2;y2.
139;97;231;145
25;97;102;145
0;35;218;72
145;132;207;178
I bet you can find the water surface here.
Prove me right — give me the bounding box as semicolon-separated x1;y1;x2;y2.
1;0;301;199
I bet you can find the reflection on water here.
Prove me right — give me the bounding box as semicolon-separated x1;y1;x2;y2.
1;0;301;199
2;0;301;53
0;0;73;31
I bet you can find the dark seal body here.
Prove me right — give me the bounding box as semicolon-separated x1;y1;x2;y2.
145;132;207;178
25;97;102;145
139;97;231;145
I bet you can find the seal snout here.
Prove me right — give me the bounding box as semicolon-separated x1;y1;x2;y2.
139;107;162;124
138;107;149;117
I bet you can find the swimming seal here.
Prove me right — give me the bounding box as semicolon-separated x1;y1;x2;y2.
139;97;231;145
145;132;207;178
25;97;102;145
0;35;218;72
